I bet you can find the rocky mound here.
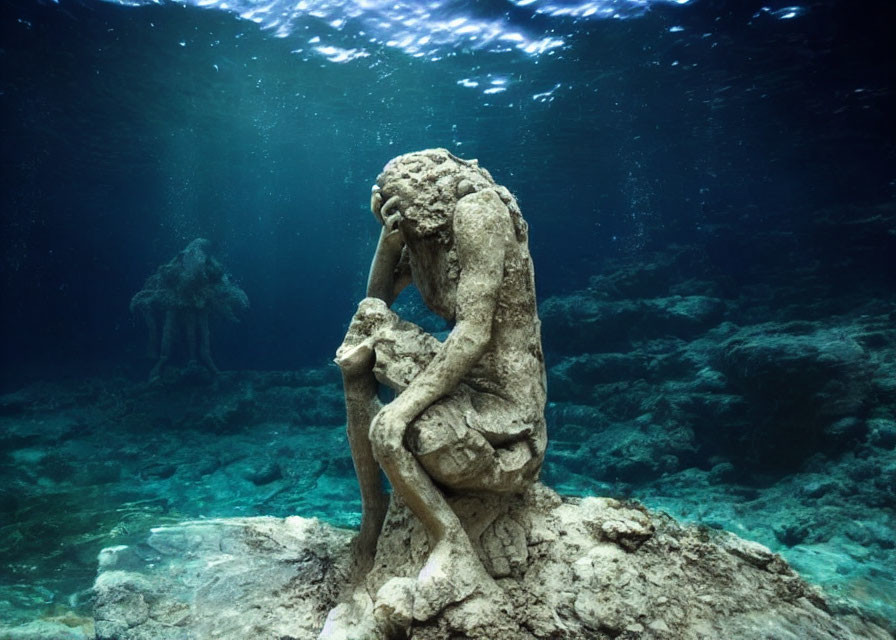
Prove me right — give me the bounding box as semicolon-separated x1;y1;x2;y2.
92;484;889;640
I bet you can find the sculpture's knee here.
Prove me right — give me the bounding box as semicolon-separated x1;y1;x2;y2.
352;297;395;331
409;406;541;493
356;296;389;316
341;298;398;362
369;417;406;466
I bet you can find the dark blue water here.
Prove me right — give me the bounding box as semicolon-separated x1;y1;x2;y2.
1;0;895;634
3;0;892;379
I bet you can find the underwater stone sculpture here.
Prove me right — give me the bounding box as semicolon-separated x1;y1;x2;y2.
326;149;547;635
130;238;248;381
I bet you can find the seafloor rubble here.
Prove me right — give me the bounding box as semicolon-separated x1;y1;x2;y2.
0;205;894;639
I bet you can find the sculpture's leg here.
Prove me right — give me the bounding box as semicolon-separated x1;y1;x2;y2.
339;351;388;576
197;310;220;375
363;371;499;617
409;395;544;494
185;310;198;365
331;299;517;631
149;309;176;382
366;333;541;621
371;414;497;620
335;301;396;575
143;310;159;359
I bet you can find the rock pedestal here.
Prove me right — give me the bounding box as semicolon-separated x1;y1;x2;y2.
92;485;890;640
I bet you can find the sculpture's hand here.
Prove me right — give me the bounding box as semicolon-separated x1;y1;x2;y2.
378;212;404;255
370;185;401;226
367;187;409;305
371;185;384;224
369;400;414;461
371;184;404;253
335;298;394;374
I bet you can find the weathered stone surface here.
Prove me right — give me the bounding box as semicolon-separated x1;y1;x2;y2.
92;517;352;640
92;485;890;640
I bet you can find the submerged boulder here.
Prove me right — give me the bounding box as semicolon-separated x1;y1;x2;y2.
540;294;725;355
92;517;352;640
92;484;888;640
715;322;874;469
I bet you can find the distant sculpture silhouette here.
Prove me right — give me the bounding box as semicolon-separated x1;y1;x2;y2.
328;149;547;633
130;238;248;381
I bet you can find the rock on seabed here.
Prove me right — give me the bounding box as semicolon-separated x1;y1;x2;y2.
91;484;891;640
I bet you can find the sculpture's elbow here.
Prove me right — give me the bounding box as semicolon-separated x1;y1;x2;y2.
453;323;492;361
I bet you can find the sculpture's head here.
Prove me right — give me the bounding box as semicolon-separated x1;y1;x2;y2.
373;148;527;241
180;238;212;279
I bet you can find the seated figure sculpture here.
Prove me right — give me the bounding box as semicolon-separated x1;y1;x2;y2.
130;238;248;381
330;149;547;632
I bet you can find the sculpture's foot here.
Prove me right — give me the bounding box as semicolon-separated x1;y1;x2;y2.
320;579;418;640
318;589;381;640
349;519;383;582
441;586;518;639
412;534;498;622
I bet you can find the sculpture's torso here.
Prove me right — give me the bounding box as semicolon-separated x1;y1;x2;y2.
374;147;548;448
403;222;547;416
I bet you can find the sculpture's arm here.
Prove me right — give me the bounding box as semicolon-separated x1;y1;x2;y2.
377;189;508;425
366;224;410;306
366;190;411;306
